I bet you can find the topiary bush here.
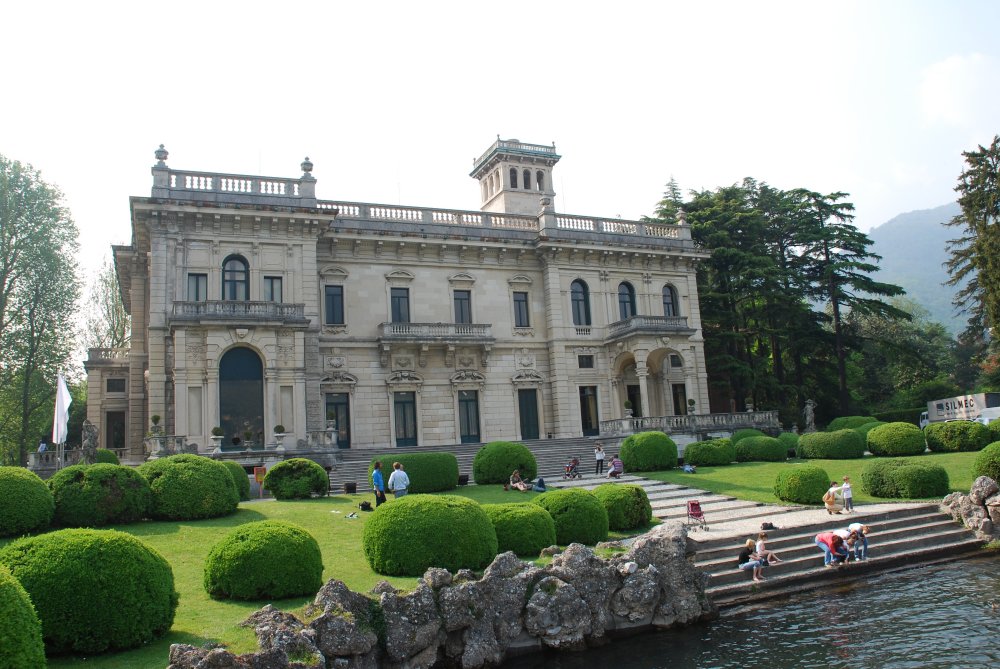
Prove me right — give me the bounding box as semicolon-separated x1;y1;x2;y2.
0;564;45;668
204;520;323;600
363;495;497;576
532;488;609;545
0;528;178;654
94;448;120;465
924;420;993;453
735;435;786;462
774;464;830;504
777;432;800;454
796;430;865;460
619;431;678;472
592;483;652;530
972;442;1000;481
860;458;950;498
683;438;735;466
0;467;53;537
854;421;885;440
827;415;878;431
367;453;459;493
731;428;765;444
867;422;927;457
472;442;537;485
221;461;252;501
482;503;556;556
48;463;151;527
262;458;329;500
138;454;239;520
987;421;1000;444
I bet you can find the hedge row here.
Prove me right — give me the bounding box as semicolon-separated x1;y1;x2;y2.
735;436;786;462
826;416;878;431
860;458;949;498
924;421;992;453
866;422;926;456
683;438;735;466
872;408;922;425
368;452;460;493
796;430;865;459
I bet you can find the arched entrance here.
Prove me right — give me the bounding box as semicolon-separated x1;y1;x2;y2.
219;347;264;445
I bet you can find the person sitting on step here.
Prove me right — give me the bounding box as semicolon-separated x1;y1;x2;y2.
608;454;624;479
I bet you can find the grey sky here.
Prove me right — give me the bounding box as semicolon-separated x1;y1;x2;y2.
2;1;998;280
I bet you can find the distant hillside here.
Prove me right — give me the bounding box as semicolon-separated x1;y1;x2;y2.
867;202;965;335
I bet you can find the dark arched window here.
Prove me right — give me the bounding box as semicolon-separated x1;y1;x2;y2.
618;282;636;320
509;168;518;189
219;347;263;443
571;279;591;326
523;169;531;190
663;285;679;317
536;170;544;191
222;255;249;301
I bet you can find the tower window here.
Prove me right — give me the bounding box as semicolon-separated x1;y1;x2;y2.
523;169;531;190
536;170;545;191
510;168;518;189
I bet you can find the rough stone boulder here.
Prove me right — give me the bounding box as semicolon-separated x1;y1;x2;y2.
941;476;1000;541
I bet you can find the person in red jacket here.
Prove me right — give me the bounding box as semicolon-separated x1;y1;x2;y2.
815;531;849;567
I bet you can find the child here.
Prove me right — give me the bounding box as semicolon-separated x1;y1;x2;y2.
755;532;783;563
841;476;854;512
737;539;766;583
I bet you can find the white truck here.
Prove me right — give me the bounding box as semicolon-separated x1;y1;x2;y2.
920;393;1000;428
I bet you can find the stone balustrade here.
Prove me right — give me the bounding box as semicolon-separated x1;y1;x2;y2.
606;315;691;338
151;164;316;207
600;410;781;437
87;347;131;363
170;301;307;323
379;322;493;339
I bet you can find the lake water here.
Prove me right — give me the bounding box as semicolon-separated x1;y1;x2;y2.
505;556;1000;669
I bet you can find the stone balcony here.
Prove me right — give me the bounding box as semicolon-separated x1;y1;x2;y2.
604;315;695;343
170;301;308;325
377;323;495;367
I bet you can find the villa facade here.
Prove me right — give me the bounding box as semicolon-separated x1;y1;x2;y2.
84;140;714;462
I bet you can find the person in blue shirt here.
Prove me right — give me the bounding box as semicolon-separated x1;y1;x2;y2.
372;461;387;507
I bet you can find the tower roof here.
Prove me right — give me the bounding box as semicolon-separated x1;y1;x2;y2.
470;138;561;179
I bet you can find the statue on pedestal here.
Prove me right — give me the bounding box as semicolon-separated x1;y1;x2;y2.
803;399;817;433
82;420;99;463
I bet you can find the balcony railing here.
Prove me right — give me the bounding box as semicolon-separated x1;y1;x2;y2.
600;411;781;437
472;139;559;174
171;301;307;323
606;315;692;339
87;347;131;363
378;322;493;341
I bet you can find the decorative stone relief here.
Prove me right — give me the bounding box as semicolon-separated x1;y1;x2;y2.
517;349;536;369
395;356;413;370
187;332;206;364
234;328;250;340
512;369;544;385
324;356;347;371
513;328;535;336
458;355;475;368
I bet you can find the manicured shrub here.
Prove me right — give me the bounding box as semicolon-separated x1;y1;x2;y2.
619;431;678;471
0;528;178;654
867;422;927;457
482;503;556;556
731;428;765;444
592;483;652;530
827;415;878;431
0;467;53;537
532;488;609;545
924;420;992;453
972;442;1000;481
735;435;786;462
221;461;252;501
362;495;497;576
854;421;885;440
777;432;800;454
796;430;865;460
774;464;830;504
987;421;1000;443
368;453;459;493
683;438;735;466
48;463;151;527
262;458;329;500
94;448;120;465
204;520;323;600
872;408;922;425
138;454;239;520
472;442;537;485
861;458;950;498
0;564;45;668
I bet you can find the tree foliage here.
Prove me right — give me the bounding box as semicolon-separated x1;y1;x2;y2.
84;256;130;350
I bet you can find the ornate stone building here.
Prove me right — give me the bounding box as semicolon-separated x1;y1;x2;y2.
85;139;713;462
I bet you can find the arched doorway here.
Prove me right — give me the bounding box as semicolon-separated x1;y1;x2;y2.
219;347;264;446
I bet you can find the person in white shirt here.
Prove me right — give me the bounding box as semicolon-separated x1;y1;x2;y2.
840;476;854;512
594;442;606;475
387;462;410;498
847;522;870;560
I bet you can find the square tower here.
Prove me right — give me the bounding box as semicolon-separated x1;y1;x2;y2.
470;138;560;216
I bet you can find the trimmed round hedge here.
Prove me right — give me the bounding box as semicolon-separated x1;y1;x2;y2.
854;421;885;440
731;428;765;444
735;435;786;462
867;422;927;457
368;452;459;493
532;488;609;545
860;458;950;498
0;528;178;654
221;461;251;501
0;467;53;537
94;448;120;465
592;483;652;530
263;458;328;500
924;420;992;453
796;430;865;459
972;442;1000;481
683;438;735;466
139;454;239;520
619;431;677;472
774;465;830;504
0;564;45;668
48;463;151;527
472;442;537;485
363;495;497;576
827;415;878;431
204;520;323;600
482;503;557;556
777;432;800;453
988;421;1000;443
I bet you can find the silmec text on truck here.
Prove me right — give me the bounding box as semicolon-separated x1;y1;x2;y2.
925;393;1000;423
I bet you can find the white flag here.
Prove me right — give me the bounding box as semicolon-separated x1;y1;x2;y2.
52;375;72;445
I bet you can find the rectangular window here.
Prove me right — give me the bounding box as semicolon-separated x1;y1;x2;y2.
106;378;126;393
454;290;472;324
391;287;410;323
513;291;530;327
187;273;207;301
670;354;683;368
325;285;344;325
394;391;417;447
458;390;480;443
578;355;595;369
263;276;282;302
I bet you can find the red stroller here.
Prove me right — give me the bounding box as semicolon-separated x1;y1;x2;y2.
563;457;582;479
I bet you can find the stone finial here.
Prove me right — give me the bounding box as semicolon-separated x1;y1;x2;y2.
154;144;169;166
301;156;314;179
676;208;688;225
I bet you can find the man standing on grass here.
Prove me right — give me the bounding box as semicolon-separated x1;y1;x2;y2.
387;461;410;498
372;461;387;507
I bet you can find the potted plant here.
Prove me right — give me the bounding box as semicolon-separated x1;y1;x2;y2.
243;429;254;449
273;424;287;449
623;400;633;418
210;426;224;451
